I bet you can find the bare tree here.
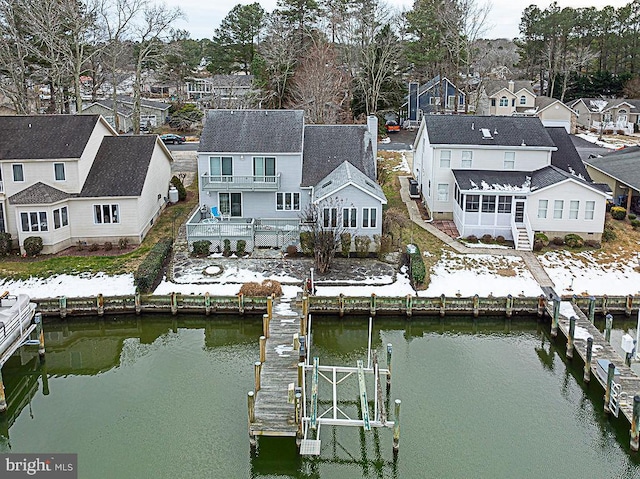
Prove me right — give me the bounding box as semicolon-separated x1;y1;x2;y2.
300;199;345;274
0;0;33;113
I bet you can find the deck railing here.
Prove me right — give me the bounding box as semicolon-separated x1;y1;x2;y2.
201;174;281;191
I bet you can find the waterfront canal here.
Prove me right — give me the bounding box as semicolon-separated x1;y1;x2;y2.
1;315;639;478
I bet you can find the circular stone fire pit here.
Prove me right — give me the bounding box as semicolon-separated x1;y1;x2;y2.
203;265;223;276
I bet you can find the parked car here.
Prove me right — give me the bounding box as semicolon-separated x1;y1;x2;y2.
385;120;400;133
160;133;186;144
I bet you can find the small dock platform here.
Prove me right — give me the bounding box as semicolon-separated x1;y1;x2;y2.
249;297;300;438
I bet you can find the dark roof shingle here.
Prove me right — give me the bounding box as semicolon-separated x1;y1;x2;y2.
584;146;640;191
545;127;592;181
8;182;72;205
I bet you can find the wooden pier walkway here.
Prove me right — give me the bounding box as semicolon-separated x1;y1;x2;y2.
551;294;640;425
249;297;300;438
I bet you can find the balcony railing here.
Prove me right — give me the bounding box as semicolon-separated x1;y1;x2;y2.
201;174;281;191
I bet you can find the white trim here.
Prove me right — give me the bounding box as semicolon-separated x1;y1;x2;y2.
314;181;387;204
533;177;611;198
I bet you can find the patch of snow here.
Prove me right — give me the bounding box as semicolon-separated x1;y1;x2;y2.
462;242;510;249
0;273;135;298
274;344;293;357
575;133;619;149
392;152;411;173
574;325;592;341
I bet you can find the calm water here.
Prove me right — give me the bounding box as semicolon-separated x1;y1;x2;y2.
1;315;640;478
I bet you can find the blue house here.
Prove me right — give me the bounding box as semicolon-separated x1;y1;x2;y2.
402;76;466;124
187;110;386;253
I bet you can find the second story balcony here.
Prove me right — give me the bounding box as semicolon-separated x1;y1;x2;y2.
200;173;281;191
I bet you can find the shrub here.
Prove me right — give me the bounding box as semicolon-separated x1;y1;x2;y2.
104;241;113;251
23;236;43;256
533;240;544;252
0;232;12;255
88;243;99;252
118;237;129;250
534;232;549;246
602;221;617;242
406;244;426;285
495;235;506;245
286;244;298;257
236;240;246;256
340;232;352;257
564;234;584;248
299;231;313;255
223;239;231;257
481;234;493;243
629;214;637;220
239;279;283;297
192;240;211;256
631;219;640;229
354;236;371;258
466;235;478;243
170;175;187;201
134;238;173;293
611;206;627;220
584;239;601;248
616;129;626;135
77;240;85;251
378;234;393;259
551;236;564;246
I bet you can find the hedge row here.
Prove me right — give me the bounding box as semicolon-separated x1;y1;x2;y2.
407;244;425;285
134;238;173;293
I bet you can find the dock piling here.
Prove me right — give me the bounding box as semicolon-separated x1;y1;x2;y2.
298;362;304;388
392;399;401;456
439;294;446;317
267;295;273;321
248;391;256;445
134;291;141;314
170;292;178;315
35;313;45;358
506;294;513;318
631;395;640;452
204;292;211;315
588;296;596;323
263;314;270;339
339;293;345;317
605;362;616;414
59;296;67;318
537;294;545;317
259;336;266;363
584;337;593;382
254;362;262;392
626;295;633;317
567;316;576;360
551;296;560;337
605;314;613;343
473;294;479;317
97;294;104;316
370;293;377;317
0;369;6;412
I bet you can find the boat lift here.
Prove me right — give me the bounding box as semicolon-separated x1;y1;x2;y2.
296;315;401;457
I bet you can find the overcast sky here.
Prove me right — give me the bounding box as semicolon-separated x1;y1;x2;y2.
170;0;630;41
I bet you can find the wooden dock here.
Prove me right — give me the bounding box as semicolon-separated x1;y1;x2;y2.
550;294;640;425
249;297;300;438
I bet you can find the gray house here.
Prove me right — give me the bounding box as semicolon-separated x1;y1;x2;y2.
81;96;170;132
187;110;386;253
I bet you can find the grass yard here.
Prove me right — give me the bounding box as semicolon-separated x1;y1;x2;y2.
0;180;199;280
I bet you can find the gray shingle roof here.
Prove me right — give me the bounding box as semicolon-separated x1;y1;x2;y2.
302;125;375;187
424;115;555;147
483;80;533;96
569;135;611;161
314;161;385;203
545;127;592;181
584;146;640;191
206;75;254;87
0;115;100;160
452;169;531;191
8;182;72;205
198;110;304;153
79;136;159;197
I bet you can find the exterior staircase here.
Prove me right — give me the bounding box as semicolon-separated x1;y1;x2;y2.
515;227;532;251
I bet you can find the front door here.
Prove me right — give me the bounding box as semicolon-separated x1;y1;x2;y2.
514;200;525;224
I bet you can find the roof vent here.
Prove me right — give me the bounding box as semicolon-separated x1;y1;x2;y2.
365;181;375;189
471;122;475;130
494;128;498;135
521;140;526;146
481;128;493;139
321;181;332;188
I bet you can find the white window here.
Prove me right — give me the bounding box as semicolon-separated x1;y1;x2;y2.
209;156;233;181
437;183;449;202
342;207;357;228
12;164;24;182
585;201;595;220
276;192;300;211
323;207;338;228
498;196;512;213
94;204;119;224
253;157;276;181
140;114;157;127
461;151;472;168
53;206;68;229
520;95;526;105
537;199;548;219
362;208;377;228
499;96;508;107
54;163;65;181
553;200;564;219
482;195;496;213
439;150;451;168
569;200;579;219
20;211;47;232
503;152;515;169
465;195;480;212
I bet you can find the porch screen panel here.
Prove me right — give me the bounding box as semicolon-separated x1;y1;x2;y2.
465;195;479;212
498;196;512;213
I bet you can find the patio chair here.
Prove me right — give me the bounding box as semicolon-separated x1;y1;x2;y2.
211;206;222;220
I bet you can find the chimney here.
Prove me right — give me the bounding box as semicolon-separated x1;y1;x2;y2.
367;115;378;174
508;80;514;93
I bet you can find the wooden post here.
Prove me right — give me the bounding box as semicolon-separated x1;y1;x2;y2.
370;293;376;317
631;395;640;452
267;295;273;321
295;392;303;447
293;333;300;351
588;296;596;323
537;294;545;317
392;399;401;456
170;292;178;315
567;316;576;359
254;361;262;392
59;296;67;319
602;294;608;316
204;292;211;316
298;362;304;388
386;343;392;389
35;313;45;358
41;363;50;396
626;294;633;317
506;294;513;318
439;294;446;317
134;291;141;314
605;314;613;343
259;336;266;363
339;293;345;317
406;294;412;318
551;296;560;338
263;314;270;339
248;391;255;423
584;337;593;383
604;362;615;414
302;295;309;321
238;293;245;314
0;368;6;413
300;315;306;337
473;294;479;317
97;293;104;316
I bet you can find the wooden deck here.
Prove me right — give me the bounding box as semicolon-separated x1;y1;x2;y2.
551;295;640;425
250;298;300;437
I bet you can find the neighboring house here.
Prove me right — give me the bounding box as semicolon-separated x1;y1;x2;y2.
412;115;610;249
81;96;170;132
188;110;385;252
186;75;254;108
475;80;536;116
402;76;466;124
569;98;640;135
529;96;577;133
0;115;173;254
584;146;640;213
